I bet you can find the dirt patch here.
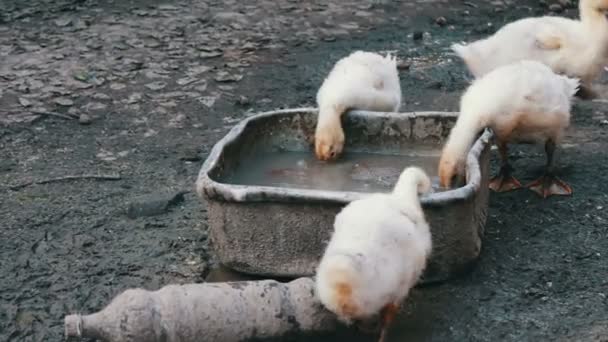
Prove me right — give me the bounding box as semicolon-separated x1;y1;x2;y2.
1;0;608;341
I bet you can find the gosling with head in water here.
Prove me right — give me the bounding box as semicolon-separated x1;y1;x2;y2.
315;167;432;342
315;50;402;161
439;60;579;198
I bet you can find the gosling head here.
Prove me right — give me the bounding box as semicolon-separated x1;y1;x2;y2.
315;125;345;161
584;0;608;19
438;153;466;189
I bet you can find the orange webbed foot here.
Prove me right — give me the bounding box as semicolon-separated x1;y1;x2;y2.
489;165;522;193
526;173;572;199
378;303;399;342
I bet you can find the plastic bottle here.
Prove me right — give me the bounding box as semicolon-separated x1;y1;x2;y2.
64;277;338;342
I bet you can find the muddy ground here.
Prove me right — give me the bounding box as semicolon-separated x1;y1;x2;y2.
1;0;608;341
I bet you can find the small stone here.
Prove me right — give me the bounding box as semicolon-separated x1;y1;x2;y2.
194;83;208;92
110;83;126;90
122;58;144;71
241;42;257;51
397;60;411;70
179;147;202;162
226;61;249;68
158;4;179;10
86;102;107;111
78;113;92;125
28;79;44;90
549;3;563;12
413;31;424;41
54;97;74;106
86;40;103;50
145;81;167;90
435;16;447;26
217;85;234;91
132;9;149;16
213;12;248;24
18;97;32;107
426;81;443;89
144;39;161;48
92;93;111;101
126;93;142;104
198;95;217;108
74;18;89;30
214;71;243;83
236;95;250;106
54;17;72;27
126;191;188;219
187;65;212;76
177;77;197;86
199;51;223;59
73;70;89;82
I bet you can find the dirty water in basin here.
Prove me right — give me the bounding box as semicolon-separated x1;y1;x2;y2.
220;147;443;193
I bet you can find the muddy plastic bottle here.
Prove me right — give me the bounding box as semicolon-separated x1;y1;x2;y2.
64;277;338;342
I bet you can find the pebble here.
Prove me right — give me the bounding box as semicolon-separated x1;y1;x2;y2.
18;97;32;107
413;31;424;41
179;148;202;162
145;81;167;90
53;97;74;106
549;3;563;12
397;60;411;70
214;71;243;83
213;12;248;24
110;83;126;90
435;16;447;26
126;191;188;219
236;95;250;106
54;17;72;27
92;93;111;101
78;114;92;125
200;51;223;59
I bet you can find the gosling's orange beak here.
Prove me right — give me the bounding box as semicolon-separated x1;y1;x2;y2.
438;154;456;189
315;140;337;161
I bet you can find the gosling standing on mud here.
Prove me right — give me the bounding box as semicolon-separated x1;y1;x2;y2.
438;60;579;198
315;50;402;161
315;167;433;342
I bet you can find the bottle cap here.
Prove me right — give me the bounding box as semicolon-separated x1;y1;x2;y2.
64;314;82;339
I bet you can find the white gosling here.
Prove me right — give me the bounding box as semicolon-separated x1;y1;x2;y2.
315;166;432;342
315;50;402;161
452;0;608;98
438;60;579;198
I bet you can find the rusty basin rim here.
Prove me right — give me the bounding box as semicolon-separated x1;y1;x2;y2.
195;108;493;206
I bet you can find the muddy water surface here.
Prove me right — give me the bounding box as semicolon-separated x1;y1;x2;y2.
221;147;442;193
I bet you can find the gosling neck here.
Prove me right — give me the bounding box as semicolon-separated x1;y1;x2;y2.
443;112;486;165
392;180;424;221
316;104;345;134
